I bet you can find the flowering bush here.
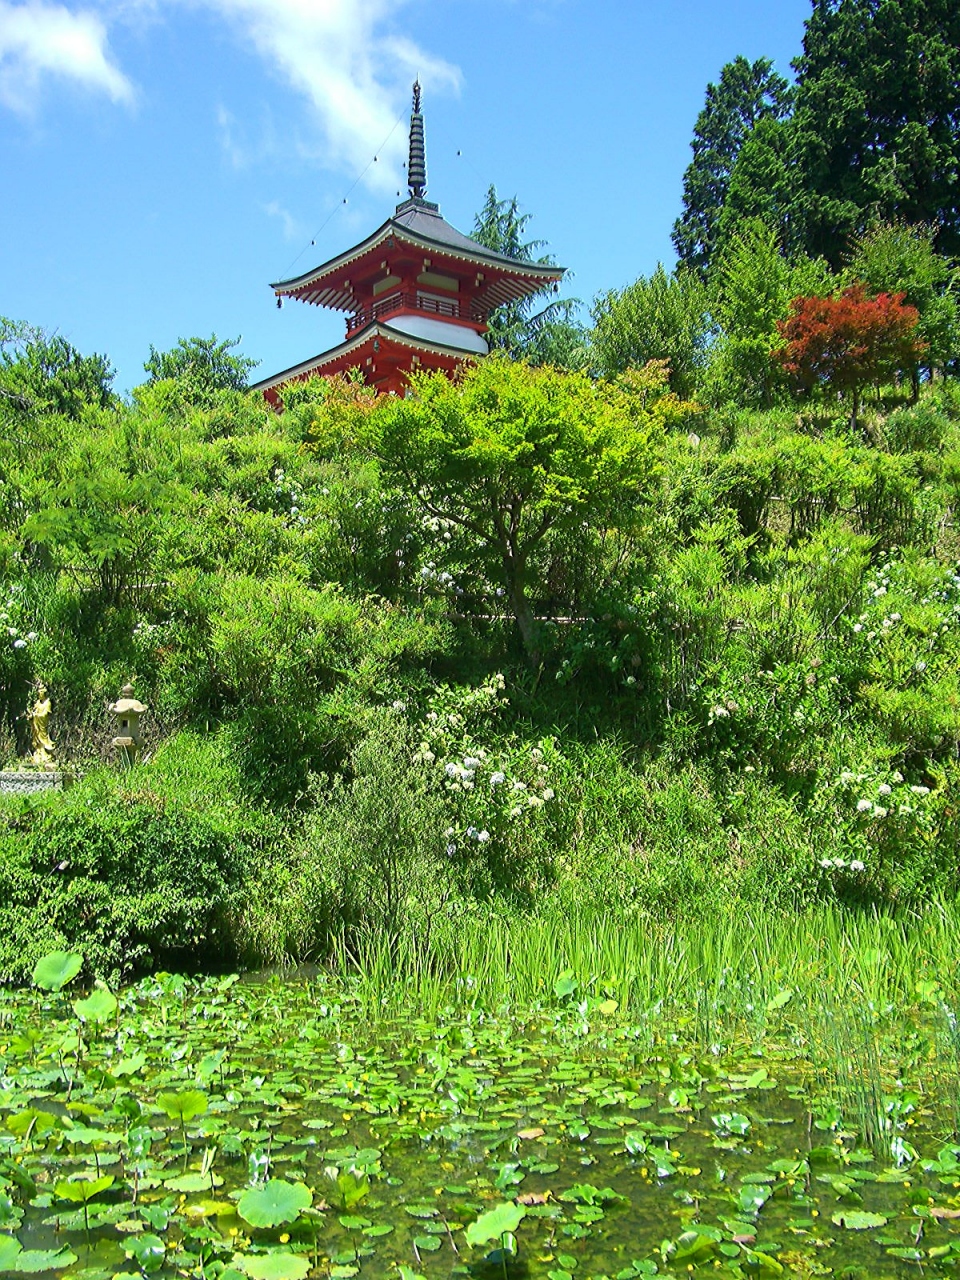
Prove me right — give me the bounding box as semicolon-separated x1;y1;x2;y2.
410;674;559;892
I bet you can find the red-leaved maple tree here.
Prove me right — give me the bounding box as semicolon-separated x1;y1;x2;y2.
773;285;925;423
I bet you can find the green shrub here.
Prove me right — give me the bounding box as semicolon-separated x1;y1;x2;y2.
242;713;451;957
0;732;278;982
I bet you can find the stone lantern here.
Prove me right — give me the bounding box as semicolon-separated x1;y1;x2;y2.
110;682;147;766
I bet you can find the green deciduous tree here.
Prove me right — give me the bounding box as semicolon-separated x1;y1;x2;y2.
673;56;793;277
143;335;258;404
791;0;960;266
708;219;834;406
472;186;586;368
0;319;114;419
590;266;712;398
360;356;661;663
847;220;960;387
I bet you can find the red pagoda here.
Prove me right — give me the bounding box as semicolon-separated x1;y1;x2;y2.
254;83;565;404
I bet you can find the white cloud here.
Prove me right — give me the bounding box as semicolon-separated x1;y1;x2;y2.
216;101;246;167
0;0;461;195
264;197;299;240
0;0;133;111
200;0;461;191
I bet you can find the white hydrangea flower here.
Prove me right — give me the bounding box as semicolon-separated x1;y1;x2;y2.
856;798;873;812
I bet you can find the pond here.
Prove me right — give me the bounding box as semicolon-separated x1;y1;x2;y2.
1;961;960;1280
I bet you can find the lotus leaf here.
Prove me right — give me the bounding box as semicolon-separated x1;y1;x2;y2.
6;1108;59;1139
54;1175;115;1203
465;1201;526;1246
237;1179;312;1228
14;1247;80;1272
32;951;82;992
73;986;117;1024
0;1195;23;1229
156;1090;208;1122
0;1235;22;1270
125;1233;166;1273
553;971;577;999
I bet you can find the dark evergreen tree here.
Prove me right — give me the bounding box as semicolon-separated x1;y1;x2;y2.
472;186;586;367
716;118;802;258
791;0;960;267
672;56;792;277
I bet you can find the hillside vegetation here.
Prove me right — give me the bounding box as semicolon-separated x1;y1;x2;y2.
2;308;960;980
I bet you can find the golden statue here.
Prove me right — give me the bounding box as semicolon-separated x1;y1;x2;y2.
27;684;55;768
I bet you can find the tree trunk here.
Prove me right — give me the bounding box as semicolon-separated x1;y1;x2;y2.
508;574;539;666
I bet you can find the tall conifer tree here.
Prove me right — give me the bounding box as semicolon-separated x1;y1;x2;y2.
673;56;792;277
791;0;960;266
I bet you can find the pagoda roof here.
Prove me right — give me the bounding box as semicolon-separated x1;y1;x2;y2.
251;316;484;395
271;197;564;314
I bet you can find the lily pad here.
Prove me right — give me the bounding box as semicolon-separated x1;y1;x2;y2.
831;1210;888;1229
235;1252;312;1280
14;1247;79;1273
237;1179;312;1228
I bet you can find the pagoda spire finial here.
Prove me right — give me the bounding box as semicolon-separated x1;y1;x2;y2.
407;79;427;200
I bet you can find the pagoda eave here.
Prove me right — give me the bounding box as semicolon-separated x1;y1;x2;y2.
253;320;484;405
271;216;564;315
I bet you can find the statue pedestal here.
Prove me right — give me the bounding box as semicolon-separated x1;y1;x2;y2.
0;771;69;795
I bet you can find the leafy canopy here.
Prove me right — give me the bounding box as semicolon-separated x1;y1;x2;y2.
0;319;114;419
847;220;960;375
143;334;259;404
472;186;585;368
790;0;960;264
361;355;662;659
591;265;712;398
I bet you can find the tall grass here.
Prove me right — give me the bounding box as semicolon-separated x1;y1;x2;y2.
329;900;960;1129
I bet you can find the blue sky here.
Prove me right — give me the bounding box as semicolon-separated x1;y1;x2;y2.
1;0;811;393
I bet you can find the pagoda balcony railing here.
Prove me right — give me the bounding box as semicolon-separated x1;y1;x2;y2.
346;290;462;334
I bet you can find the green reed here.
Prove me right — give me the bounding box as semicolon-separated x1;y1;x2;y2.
334;900;960;1099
